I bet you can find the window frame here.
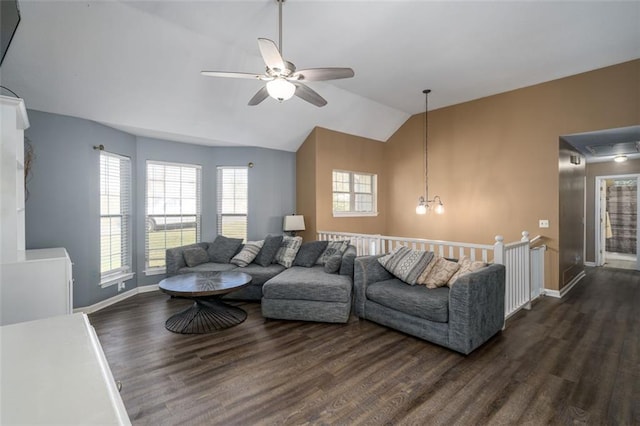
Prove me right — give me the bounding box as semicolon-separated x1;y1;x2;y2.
217;166;248;242
145;160;202;275
99;151;134;288
332;169;378;217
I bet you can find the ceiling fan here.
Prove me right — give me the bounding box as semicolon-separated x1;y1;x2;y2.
200;0;354;107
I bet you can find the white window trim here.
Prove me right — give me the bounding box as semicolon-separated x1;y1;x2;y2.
99;151;132;287
145;160;202;272
332;169;378;217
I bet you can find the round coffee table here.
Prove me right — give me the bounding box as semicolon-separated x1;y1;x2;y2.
159;271;252;334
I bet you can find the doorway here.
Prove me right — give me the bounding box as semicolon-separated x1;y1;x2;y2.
595;174;640;270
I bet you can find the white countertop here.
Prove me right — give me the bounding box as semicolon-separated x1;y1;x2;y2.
0;313;131;425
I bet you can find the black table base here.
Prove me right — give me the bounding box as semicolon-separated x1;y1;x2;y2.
164;298;247;334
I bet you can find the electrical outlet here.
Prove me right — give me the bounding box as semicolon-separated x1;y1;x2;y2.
539;219;549;228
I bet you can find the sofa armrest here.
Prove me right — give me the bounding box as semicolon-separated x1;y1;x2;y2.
353;255;393;317
448;263;505;354
165;242;210;276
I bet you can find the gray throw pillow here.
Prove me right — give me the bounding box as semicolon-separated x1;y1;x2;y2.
317;240;350;265
293;240;329;267
253;235;283;267
183;246;209;267
324;254;342;274
207;235;243;263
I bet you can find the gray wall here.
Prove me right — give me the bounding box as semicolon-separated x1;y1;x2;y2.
25;110;296;307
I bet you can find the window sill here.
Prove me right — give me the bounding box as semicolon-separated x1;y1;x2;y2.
144;268;166;276
100;272;135;289
333;212;379;218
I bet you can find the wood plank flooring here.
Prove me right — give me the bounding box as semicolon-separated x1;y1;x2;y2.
89;267;640;425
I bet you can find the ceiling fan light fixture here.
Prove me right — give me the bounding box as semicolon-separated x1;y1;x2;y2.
266;78;296;101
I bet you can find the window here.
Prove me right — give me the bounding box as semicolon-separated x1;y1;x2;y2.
217;167;248;241
146;161;201;273
100;151;132;286
332;170;378;217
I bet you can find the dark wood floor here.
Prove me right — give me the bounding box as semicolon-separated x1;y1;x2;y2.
89;267;640;425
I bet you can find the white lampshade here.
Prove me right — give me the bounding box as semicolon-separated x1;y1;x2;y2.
266;78;296;101
283;215;305;232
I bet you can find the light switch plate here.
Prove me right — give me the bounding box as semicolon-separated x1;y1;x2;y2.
539;219;549;228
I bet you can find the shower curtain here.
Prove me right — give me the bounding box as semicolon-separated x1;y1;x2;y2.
606;180;637;254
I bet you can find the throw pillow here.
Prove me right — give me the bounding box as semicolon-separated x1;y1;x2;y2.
377;246;434;285
230;240;264;267
293;240;329;267
447;256;487;286
422;257;461;289
207;235;244;263
253;235;283;267
317;240;350;266
183;246;209;267
324;254;342;274
274;236;303;268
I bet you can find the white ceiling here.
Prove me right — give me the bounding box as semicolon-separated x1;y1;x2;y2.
2;0;639;152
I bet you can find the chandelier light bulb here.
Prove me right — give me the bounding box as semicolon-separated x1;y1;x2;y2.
434;203;445;215
416;197;427;215
266;78;296;101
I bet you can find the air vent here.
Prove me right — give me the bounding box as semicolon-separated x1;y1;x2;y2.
585;141;640;157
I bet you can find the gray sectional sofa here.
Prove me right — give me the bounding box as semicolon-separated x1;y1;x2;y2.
165;237;356;323
354;255;506;355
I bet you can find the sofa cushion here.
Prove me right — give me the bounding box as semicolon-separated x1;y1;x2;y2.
207;235;244;263
231;240;264;267
324;254;342;274
448;256;487;286
293;240;329;267
378;246;434;285
317;240;350;266
420;257;461;288
274;236;303;268
235;263;286;286
178;262;237;274
254;235;283;267
263;266;352;303
183;246;209;267
366;278;449;323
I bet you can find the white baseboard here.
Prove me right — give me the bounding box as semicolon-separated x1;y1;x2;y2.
584;261;596;267
543;270;586;299
74;284;160;315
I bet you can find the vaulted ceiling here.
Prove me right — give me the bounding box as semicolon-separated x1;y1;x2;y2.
2;1;639;152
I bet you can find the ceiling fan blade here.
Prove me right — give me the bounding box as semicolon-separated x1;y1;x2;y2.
248;86;269;106
201;71;263;79
258;38;285;72
293;82;327;107
293;68;355;81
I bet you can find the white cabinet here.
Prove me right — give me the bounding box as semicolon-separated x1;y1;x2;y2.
1;248;73;325
0;313;131;425
1;96;74;325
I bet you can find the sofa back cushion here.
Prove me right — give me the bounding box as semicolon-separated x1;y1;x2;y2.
293;240;329;267
207;235;244;263
254;235;283;267
183;246;209;267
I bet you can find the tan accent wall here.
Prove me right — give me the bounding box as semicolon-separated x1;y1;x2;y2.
296;127;387;241
585;158;640;263
296;59;639;291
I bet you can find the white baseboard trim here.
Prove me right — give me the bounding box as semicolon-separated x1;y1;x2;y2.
74;284;160;315
584;261;596;267
543;270;586;299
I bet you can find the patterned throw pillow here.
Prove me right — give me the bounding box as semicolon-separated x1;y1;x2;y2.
377;246;434;285
420;257;461;289
324;254;342;274
254;235;283;267
317;240;350;266
274;236;303;268
207;235;244;263
447;256;487;286
230;240;264;267
183;246;209;267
